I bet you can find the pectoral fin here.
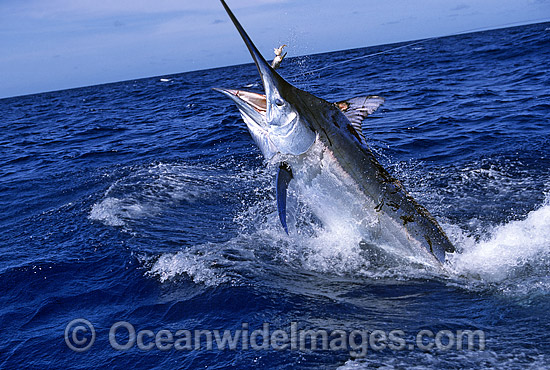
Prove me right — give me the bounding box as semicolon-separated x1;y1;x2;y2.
276;162;293;234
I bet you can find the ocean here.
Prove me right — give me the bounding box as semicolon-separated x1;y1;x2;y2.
1;22;549;369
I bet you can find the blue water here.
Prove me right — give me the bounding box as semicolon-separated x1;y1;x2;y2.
1;22;549;369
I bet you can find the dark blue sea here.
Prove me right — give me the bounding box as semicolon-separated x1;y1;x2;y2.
1;22;549;369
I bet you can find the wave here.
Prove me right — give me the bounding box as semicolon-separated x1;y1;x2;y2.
88;162;239;228
338;347;550;370
145;248;232;286
90;159;550;296
448;193;550;292
145;170;549;299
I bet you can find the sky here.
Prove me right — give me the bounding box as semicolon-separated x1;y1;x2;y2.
1;0;549;99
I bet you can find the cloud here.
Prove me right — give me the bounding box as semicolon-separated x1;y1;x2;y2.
1;0;548;98
382;20;402;26
451;4;471;11
9;0;289;20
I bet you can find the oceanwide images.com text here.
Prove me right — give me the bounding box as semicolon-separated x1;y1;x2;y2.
65;319;486;357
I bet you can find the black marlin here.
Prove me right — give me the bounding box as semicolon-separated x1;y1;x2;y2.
214;0;455;265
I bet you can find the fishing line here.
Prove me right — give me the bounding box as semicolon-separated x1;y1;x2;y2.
286;17;550;78
288;39;430;78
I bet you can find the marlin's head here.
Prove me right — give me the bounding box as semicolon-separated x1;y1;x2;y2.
214;0;317;160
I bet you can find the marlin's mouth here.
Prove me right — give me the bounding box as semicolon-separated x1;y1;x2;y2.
212;88;266;114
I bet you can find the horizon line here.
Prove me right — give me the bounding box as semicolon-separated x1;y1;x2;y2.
2;19;548;101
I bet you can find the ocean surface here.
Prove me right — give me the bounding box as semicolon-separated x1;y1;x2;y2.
1;22;549;369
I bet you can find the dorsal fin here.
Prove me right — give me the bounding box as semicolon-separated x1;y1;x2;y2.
335;96;385;140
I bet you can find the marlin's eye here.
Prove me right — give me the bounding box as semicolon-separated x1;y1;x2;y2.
275;98;284;107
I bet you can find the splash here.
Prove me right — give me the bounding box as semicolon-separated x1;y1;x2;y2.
141;181;550;292
92;158;550;294
449;193;550;283
146;248;231;286
89;196;149;227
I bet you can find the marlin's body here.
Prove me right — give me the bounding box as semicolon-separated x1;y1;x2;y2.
215;0;455;265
